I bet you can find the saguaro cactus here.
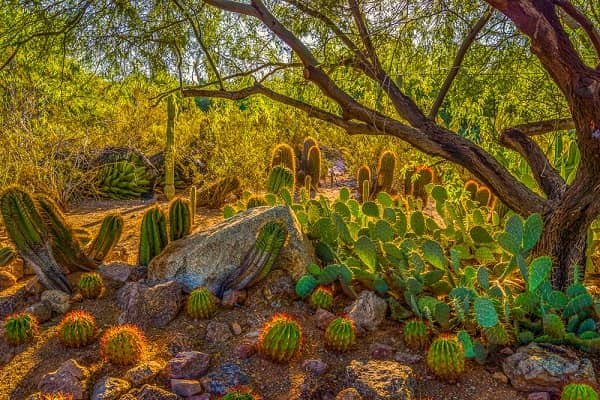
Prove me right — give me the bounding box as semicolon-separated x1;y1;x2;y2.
164;95;177;200
138;206;169;266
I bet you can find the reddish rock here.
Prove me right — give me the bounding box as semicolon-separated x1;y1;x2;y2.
230;322;242;335
166;351;211;379
234;342;256;359
369;343;394;360
205;321;232;344
116;280;183;328
221;289;246;308
170;379;203;397
38;359;89;400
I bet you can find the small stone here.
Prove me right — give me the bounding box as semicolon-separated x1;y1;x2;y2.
170;379;203;397
167;333;194;356
92;376;131;400
166;351;211;379
500;347;514;355
528;392;551;400
0;271;17;289
202;363;250;395
126;384;178;399
40;289;71;314
314;308;336;330
234;342;256;359
25;301;52;323
205;321;232;343
230;322;242;335
38;359;89;400
345;291;387;331
336;388;363;400
369;343;393;360
125;361;164;386
303;359;328;375
221;289;246;308
394;352;422;365
492;372;509;384
97;263;132;285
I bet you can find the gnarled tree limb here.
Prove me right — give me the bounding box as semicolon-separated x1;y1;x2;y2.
509;118;575;136
554;0;600;62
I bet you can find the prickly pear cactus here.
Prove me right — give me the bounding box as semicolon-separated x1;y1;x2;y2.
295;275;318;298
258;314;302;362
325;316;356;352
426;335;465;380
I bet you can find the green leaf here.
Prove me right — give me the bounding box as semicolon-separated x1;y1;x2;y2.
523;213;543;252
505;215;523;244
421;239;447;268
528;256;552;292
474;297;499;328
354;236;378;270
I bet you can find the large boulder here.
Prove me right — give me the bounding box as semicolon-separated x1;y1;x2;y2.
148;206;314;292
503;343;598;393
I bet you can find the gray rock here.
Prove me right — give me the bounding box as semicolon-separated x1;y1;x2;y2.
25;301;52;323
314;308;336;330
201;363;250;395
92;376;131;400
147;205;314;292
40;289;71;314
205;321;232;344
303;359;329;375
125;384;178;400
38;359;89;400
124;361;164;387
345;360;414;400
502;343;598;393
345;291;387;331
336;388;363;400
97;262;133;285
166;351;211;379
170;379;204;397
370;343;394;359
116;280;183;328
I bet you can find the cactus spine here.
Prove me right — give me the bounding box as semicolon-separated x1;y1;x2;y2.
186;287;217;319
309;286;333;310
57;310;96;348
403;319;430;349
258;314;302;362
561;383;599;400
271;143;296;176
3;312;38;345
426;336;465;380
138;206;168;266
100;325;146;365
0;187;71;292
357;165;371;202
169;198;192;241
306;145;321;190
164;94;177;200
78;272;104;299
189;186;197;221
86;214;123;262
374;151;396;195
267;166;295;195
325;316;356;352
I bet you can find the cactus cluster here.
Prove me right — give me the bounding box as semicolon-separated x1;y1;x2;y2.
309;286;333;310
258;314;302;362
100;325;146;365
93;161;150;200
78;272;105;299
267;166;295;195
169;198;192;241
324;316;355;352
561;383;599;400
426;336;465;380
3;312;38;345
57;310;96;348
403;319;430;349
138;206;168;266
186;287;217;319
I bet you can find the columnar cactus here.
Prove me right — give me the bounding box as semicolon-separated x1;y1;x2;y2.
412;166;434;202
403;319;430;349
138;206;168;266
164;94;177;200
258;314;302;362
247;194;268;209
474;186;492;207
186;287;217;319
222;387;261;400
426;336;465;380
189;186;197;222
100;325;146;365
0;245;15;267
266;166;295;195
464;180;479;199
357;165;371;202
301;137;317;171
169;198;192;241
3;312;38;345
306;145;321;189
374;151;396;195
271;143;296;175
561;383;599;400
57;310;96;348
543;313;566;339
1;186;71;292
86;214;124;263
309;286;333;310
324;316;356;352
304;175;312;194
227;220;288;290
78;272;105;299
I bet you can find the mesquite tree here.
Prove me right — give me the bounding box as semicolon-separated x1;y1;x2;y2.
2;0;599;289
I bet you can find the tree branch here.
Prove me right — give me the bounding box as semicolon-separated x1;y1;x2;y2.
554;0;600;63
509;118;575;136
429;7;493;119
500;128;567;199
348;0;383;73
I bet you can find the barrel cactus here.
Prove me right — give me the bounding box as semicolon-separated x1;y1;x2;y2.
309;286;333;310
561;383;599;400
138;206;168;266
258;314;302;362
306;145;321;189
426;335;465;380
271;143;296;175
186;287;217;319
3;312;38;345
412;166;434;202
57;310;96;348
324;316;356;352
357;165;371;202
475;186;492;207
403;319;430;349
100;325;146;365
78;272;104;299
374;150;396;195
267;166;295;195
222;387;261;400
464;180;479;199
168;197;192;241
